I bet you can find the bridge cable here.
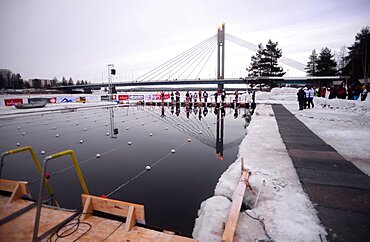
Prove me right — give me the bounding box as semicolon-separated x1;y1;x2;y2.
148;37;216;81
166;39;216;80
135;35;215;82
196;44;217;79
185;41;217;79
175;39;216;80
134;35;216;82
160;39;217;80
225;33;306;72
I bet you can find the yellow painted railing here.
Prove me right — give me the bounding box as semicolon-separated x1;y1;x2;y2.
0;146;58;207
33;150;89;240
45;150;89;194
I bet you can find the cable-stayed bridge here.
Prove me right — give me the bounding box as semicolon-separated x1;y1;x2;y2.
55;23;347;91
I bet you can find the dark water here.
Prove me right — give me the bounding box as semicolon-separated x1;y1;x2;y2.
0;104;251;237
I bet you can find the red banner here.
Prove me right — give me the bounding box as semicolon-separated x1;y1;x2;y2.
4;98;23;106
113;95;129;101
118;95;129;100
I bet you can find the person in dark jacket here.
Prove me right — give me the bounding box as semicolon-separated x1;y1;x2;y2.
297;88;306;110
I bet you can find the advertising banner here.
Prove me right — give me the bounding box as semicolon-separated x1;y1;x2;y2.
57;97;76;103
128;95;144;100
118;95;129;101
101;95;110;101
76;97;86;103
49;97;57;103
86;95;100;102
153;94;170;100
28;97;56;104
4;98;23;106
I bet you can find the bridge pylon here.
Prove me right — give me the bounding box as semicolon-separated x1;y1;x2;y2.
217;23;225;92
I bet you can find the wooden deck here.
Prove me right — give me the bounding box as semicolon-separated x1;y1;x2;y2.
0;179;196;242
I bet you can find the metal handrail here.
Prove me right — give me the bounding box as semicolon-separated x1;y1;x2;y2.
33;149;89;241
0;146;58;207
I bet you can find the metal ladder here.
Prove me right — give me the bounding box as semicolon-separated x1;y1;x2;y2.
0;146;59;207
32;149;89;242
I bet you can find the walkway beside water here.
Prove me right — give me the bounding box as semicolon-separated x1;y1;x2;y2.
272;104;370;241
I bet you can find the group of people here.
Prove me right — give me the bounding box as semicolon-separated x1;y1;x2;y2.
297;86;315;110
168;89;240;107
298;82;369;110
317;82;369;101
169;90;209;105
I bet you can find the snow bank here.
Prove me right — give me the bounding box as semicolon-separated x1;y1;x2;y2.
193;104;327;241
315;96;370;112
254;86;370;175
256;87;298;102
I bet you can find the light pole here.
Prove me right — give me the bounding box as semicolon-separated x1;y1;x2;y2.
107;64;116;101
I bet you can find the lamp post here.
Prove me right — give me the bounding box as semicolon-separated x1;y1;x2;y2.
107;64;116;101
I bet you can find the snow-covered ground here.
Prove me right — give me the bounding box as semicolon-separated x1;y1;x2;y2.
193;88;370;241
1;89;369;241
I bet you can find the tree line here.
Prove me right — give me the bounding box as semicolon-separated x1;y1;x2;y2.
247;26;370;83
0;70;90;89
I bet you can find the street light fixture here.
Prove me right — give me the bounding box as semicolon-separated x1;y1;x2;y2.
107;64;116;101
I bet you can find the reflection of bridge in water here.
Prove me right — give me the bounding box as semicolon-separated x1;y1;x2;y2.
141;104;252;160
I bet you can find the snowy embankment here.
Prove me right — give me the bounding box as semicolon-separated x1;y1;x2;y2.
193;87;370;241
193;104;326;241
257;87;370;176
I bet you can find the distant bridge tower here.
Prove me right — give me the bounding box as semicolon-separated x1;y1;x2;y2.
217;23;225;92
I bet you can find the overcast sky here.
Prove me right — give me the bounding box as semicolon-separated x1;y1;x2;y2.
1;0;369;82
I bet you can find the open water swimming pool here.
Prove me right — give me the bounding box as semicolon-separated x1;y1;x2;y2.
0;104;252;236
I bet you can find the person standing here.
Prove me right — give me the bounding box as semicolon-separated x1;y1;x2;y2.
306;86;315;108
320;87;327;98
297;88;306;110
185;91;190;104
361;84;368;101
221;89;226;104
234;90;239;107
203;91;208;105
170;91;174;103
175;90;180;103
193;91;198;104
214;91;219;106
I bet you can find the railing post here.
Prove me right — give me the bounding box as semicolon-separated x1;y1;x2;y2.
32;156;50;241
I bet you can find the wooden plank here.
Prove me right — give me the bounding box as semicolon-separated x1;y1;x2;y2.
8;184;22;203
81;196;93;220
0;179;30;203
222;170;249;242
0;179;28;193
124;205;136;232
0;198;197;241
81;194;146;224
0;204;74;241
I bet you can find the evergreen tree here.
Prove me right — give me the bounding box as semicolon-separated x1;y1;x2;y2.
0;69;12;88
247;39;285;77
68;77;74;85
345;26;370;82
305;49;318;76
24;82;31;89
76;80;81;85
316;47;337;76
0;72;5;89
15;73;24;89
62;77;67;86
248;44;264;76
